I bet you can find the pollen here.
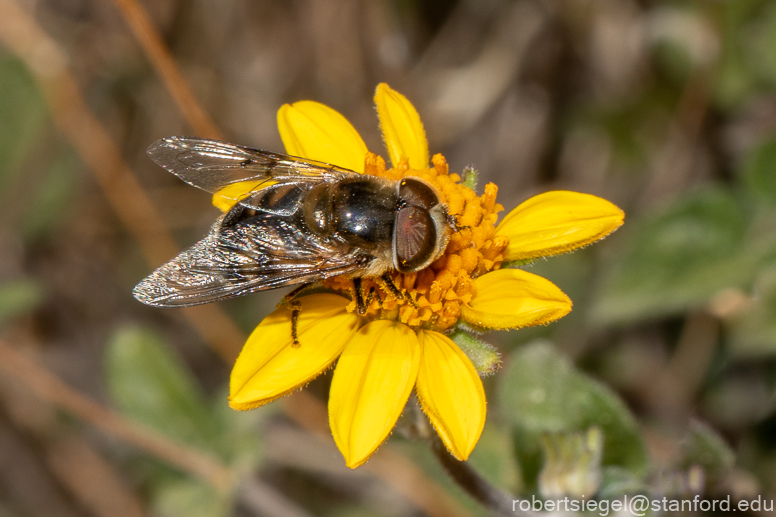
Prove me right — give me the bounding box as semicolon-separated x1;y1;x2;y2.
323;153;508;332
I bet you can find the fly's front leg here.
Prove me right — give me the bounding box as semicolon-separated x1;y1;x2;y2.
379;272;404;300
448;214;470;233
379;272;418;309
281;284;310;347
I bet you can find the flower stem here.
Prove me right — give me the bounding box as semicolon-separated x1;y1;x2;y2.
429;435;538;517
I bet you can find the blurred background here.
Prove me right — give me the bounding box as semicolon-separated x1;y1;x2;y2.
1;0;775;515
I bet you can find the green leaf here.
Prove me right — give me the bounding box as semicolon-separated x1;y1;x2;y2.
499;341;648;490
105;327;222;453
681;420;735;482
449;330;501;375
21;149;80;240
0;279;43;325
592;188;754;324
597;466;647;498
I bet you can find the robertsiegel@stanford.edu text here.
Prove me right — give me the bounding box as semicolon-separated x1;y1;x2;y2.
512;494;773;515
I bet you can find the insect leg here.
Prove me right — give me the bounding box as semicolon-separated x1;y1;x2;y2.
290;304;301;348
282;284;310;306
379;272;403;300
281;284;311;347
353;278;367;315
364;283;376;309
448;214;470;232
379;273;419;309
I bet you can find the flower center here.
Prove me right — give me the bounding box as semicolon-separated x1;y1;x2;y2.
323;152;509;332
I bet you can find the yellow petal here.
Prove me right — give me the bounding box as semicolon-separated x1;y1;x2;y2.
329;320;420;468
277;101;368;172
495;191;625;261
416;331;486;461
229;294;357;410
461;269;572;330
211;180;277;212
374;83;429;170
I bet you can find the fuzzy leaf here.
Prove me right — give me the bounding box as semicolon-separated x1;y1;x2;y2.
592;188;756;325
499;341;648;490
105;327;222;453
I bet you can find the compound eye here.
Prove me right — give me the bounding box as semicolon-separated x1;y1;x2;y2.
394;206;437;273
398;178;439;210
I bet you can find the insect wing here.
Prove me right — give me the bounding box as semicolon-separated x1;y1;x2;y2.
146;137;356;208
133;212;363;307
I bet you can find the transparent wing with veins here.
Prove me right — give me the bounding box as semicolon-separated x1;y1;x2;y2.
134;138;371;307
133;210;365;307
146;136;358;209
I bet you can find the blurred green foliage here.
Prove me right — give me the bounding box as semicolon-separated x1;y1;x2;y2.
593;187;752;323
499;341;648;493
106;327;265;517
0;279;43;326
0;58;48;184
106;328;224;451
682;421;736;484
594;135;776;361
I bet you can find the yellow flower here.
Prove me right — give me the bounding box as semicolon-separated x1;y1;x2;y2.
226;84;624;468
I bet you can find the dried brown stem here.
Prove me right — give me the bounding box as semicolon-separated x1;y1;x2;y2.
430;434;537;517
43;434;151;517
0;339;232;490
110;0;224;140
0;339;317;517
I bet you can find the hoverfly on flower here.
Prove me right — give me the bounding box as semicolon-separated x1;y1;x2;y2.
134;138;453;320
134;83;624;468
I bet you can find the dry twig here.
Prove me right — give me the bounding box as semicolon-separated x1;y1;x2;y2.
111;0;224;140
0;338;232;489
